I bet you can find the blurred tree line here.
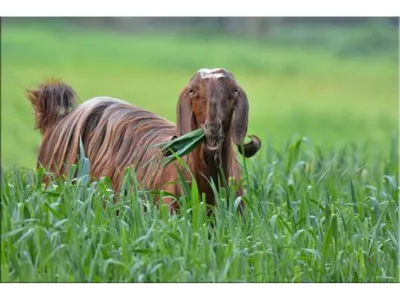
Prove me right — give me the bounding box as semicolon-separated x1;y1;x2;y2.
3;17;399;58
18;17;396;36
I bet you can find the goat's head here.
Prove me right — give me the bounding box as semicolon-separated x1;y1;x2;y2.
176;68;261;161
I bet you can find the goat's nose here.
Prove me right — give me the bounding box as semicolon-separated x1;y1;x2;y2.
205;122;222;134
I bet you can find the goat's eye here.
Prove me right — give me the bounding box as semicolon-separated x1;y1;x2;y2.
189;89;196;96
232;89;239;97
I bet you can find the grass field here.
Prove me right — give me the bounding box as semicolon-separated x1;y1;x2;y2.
0;21;399;283
1;138;398;282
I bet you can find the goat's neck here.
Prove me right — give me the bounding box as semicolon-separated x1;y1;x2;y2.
188;134;234;205
204;139;231;180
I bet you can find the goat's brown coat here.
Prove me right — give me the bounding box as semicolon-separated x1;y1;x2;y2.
27;70;261;211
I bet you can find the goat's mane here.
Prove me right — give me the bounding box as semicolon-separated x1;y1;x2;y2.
38;97;178;191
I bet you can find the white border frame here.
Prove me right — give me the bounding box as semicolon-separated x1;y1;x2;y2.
0;0;399;16
0;2;399;299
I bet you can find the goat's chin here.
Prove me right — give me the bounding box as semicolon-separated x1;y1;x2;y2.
202;143;223;167
204;135;224;152
204;143;219;153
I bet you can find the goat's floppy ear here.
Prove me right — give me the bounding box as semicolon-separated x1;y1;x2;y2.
233;87;261;158
233;87;249;145
176;86;194;136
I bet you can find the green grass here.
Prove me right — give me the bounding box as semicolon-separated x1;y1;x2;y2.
1;137;398;282
1;21;398;168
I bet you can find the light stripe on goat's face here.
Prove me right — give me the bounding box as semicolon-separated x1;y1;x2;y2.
198;68;227;79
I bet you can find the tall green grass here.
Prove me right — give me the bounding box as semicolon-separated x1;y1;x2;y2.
1;137;398;283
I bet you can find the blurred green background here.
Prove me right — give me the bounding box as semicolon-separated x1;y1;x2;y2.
1;17;398;169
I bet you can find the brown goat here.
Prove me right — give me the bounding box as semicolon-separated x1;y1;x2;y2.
27;68;261;211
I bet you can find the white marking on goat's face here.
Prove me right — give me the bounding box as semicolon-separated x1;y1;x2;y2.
198;68;226;79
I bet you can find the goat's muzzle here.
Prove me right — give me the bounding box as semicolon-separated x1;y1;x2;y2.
203;122;224;151
203;122;224;167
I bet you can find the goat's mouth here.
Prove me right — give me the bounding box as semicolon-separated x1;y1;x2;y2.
204;136;224;152
202;122;225;153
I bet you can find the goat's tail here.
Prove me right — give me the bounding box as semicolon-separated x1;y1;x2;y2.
26;78;78;135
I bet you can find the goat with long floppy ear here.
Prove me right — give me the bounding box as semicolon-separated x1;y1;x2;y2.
171;68;262;209
174;68;262;162
176;86;195;136
27;68;262;213
232;87;261;158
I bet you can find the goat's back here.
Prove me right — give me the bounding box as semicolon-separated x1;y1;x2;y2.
37;96;178;191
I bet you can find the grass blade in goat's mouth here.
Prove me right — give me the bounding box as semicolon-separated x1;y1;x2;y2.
151;128;206;166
